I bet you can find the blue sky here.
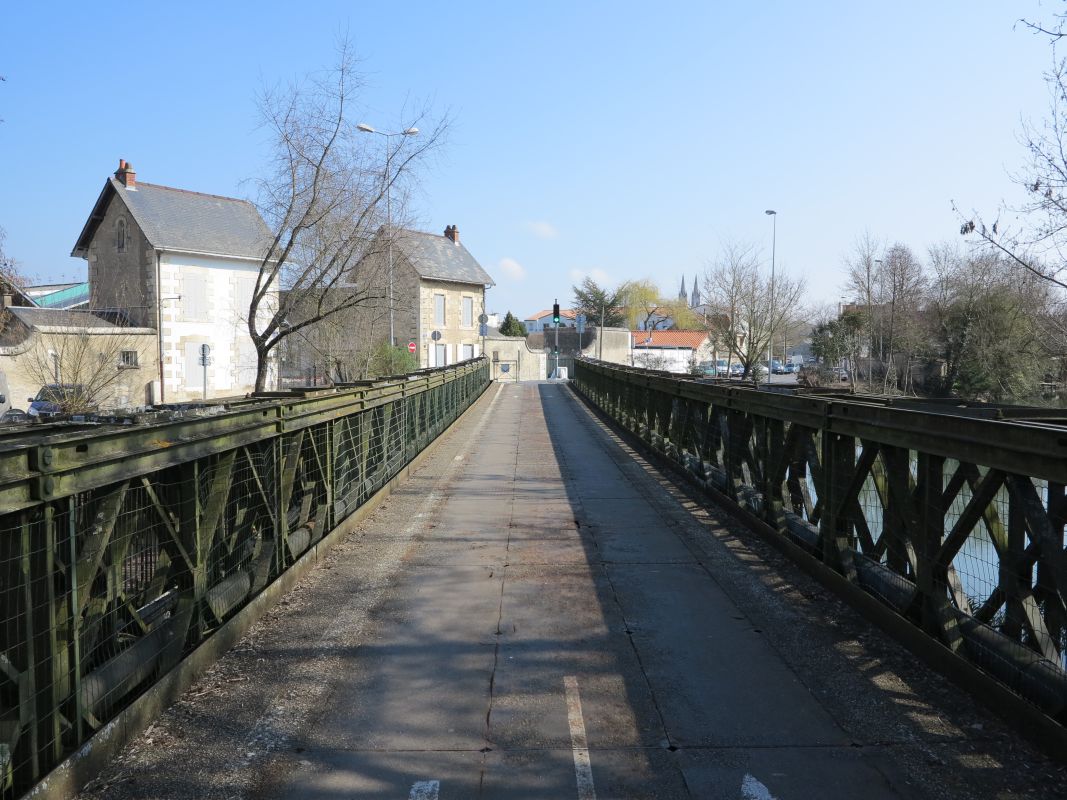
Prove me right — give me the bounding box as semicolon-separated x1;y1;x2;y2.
0;1;1056;320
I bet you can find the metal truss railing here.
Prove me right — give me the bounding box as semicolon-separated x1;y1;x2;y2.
0;358;489;798
574;358;1067;731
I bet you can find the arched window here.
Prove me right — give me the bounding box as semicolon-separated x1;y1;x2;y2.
116;218;127;253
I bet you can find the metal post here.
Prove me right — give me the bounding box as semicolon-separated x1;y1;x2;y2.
554;314;560;378
765;209;777;383
386;145;394;348
599;301;605;361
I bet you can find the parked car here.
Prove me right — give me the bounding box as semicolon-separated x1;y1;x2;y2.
695;361;719;377
783;362;798;374
729;362;745;376
0;408;29;424
27;384;94;418
771;360;785;374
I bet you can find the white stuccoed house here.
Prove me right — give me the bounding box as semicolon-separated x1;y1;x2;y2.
72;160;276;402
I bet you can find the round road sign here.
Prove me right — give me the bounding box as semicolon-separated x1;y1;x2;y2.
478;313;489;324
407;341;417;354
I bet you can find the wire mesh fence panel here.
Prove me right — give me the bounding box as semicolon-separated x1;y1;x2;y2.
0;358;489;799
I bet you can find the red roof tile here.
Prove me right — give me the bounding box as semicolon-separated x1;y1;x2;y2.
631;330;710;349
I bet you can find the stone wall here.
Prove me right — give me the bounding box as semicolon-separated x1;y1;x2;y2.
86;191;158;329
484;335;545;381
0;324;159;412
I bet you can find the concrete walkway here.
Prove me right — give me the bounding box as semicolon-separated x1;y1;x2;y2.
77;381;1063;800
261;382;903;799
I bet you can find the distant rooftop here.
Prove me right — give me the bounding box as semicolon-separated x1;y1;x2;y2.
8;307;118;330
632;330;710;349
35;282;90;309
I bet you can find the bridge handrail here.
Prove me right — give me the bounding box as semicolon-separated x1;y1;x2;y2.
0;357;490;798
574;357;1067;732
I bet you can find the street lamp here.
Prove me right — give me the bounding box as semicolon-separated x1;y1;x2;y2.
357;123;420;348
765;209;777;381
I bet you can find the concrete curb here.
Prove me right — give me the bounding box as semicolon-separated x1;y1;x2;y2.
27;382;492;800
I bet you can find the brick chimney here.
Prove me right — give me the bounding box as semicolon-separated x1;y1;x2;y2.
115;158;136;189
443;224;460;245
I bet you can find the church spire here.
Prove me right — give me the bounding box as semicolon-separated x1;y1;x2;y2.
678;274;687;300
691;280;700;308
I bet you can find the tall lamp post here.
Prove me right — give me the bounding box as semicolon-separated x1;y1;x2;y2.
357;123;420;348
765;209;777;382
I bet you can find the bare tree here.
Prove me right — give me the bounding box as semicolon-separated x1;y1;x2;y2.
248;40;447;392
20;320;148;413
842;231;884;390
878;243;927;391
701;242;806;380
958;11;1067;292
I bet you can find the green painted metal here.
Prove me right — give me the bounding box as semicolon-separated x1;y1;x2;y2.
0;358;489;799
574;358;1067;730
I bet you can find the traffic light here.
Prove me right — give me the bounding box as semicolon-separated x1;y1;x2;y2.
552;301;560;324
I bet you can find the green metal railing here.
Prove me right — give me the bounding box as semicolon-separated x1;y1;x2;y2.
574;358;1067;730
0;358;489;797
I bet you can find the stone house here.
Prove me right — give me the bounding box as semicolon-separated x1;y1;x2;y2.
71;160;276;402
0;307;157;411
351;225;495;369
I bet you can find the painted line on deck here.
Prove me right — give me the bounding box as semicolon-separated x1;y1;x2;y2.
564;675;597;800
409;780;440;800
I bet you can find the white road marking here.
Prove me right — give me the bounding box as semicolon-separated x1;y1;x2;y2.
409;780;440;800
564;675;597;800
741;773;779;800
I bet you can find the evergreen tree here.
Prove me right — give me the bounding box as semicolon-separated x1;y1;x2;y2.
499;311;527;337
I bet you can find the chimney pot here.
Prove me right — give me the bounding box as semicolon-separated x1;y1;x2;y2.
449;225;460;245
115;159;136;189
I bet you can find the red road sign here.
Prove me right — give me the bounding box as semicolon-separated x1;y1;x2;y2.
408;341;417;354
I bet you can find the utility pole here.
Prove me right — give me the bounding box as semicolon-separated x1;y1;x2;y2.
553;298;560;378
765;209;777;383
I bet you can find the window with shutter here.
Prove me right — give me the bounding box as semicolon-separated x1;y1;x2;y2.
183;274;210;321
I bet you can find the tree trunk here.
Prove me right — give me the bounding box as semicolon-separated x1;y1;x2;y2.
254;346;270;394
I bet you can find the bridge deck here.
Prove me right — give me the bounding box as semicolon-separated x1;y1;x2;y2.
77;383;1059;800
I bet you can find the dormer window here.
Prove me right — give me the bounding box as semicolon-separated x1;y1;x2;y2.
116;218;127;253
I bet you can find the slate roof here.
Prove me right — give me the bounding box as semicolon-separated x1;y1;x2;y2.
395;230;494;287
8;307;119;329
73;177;273;261
631;330;710;349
